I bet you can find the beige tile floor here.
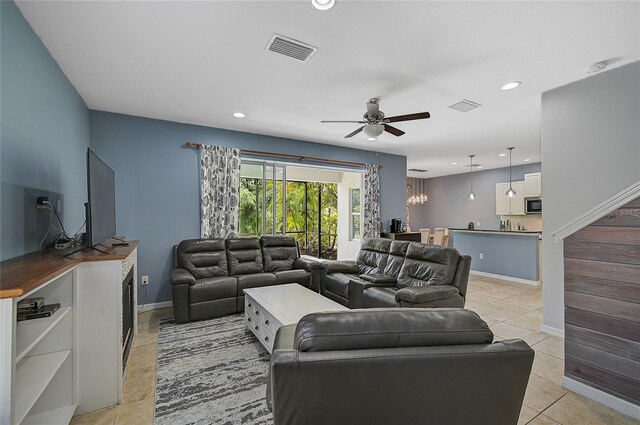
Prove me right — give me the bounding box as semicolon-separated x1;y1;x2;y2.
71;276;640;425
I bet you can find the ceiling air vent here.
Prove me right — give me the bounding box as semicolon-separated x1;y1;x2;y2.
449;99;482;112
408;168;427;172
266;34;318;62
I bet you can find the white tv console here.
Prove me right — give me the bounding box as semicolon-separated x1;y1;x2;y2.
0;241;138;424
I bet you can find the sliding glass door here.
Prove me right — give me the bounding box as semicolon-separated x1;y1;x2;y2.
239;160;339;259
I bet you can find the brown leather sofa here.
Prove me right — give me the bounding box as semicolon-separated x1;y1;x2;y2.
267;308;534;425
170;236;321;323
319;238;471;309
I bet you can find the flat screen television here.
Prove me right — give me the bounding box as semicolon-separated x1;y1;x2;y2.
86;148;116;247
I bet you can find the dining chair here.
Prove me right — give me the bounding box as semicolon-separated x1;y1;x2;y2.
432;228;446;246
419;228;431;244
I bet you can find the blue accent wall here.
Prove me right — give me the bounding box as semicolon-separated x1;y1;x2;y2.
1;1;90;260
89;111;407;304
452;231;540;281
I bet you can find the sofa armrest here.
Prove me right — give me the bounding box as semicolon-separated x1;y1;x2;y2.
348;276;397;309
293;257;325;272
171;268;196;285
322;260;360;274
395;285;460;304
359;274;396;284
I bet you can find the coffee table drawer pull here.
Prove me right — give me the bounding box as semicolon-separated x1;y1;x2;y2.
248;303;252;308
265;319;270;325
247;317;251;322
255;325;259;331
255;310;260;315
264;336;269;342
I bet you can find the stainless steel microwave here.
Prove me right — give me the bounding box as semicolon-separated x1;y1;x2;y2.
525;197;542;214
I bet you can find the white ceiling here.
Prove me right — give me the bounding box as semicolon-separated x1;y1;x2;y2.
16;1;639;177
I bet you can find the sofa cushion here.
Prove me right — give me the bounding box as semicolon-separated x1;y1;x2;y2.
397;243;461;288
261;236;300;272
324;273;359;298
274;269;311;286
190;276;237;303
177;239;228;279
294;308;494;352
362;286;400;308
226;238;264;276
382;240;410;277
236;273;277;294
356;238;391;274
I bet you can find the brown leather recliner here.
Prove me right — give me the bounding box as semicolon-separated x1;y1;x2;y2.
267;309;534;425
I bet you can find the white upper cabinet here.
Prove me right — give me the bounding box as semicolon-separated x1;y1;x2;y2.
510;181;525;215
524;172;542;197
496;181;526;215
496;182;511;215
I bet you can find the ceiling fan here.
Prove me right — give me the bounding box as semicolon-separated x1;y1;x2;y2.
321;98;430;139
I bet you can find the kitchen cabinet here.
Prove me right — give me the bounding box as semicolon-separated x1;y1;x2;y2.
496;181;525;215
510;181;525;214
496;182;511;215
524;172;542;197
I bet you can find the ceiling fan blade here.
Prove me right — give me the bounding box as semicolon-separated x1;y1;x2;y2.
321;120;367;123
385;112;431;123
366;99;380;120
344;126;364;138
384;124;405;137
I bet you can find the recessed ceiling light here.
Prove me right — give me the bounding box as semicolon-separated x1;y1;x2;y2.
367;137;376;141
233;112;245;118
498;153;507;157
501;81;521;90
523;158;531;162
311;0;335;10
477;166;483;169
451;162;459;165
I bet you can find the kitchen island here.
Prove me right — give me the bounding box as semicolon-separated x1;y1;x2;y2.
450;229;541;285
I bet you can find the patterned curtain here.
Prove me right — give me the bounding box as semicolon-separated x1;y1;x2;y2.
363;164;381;238
200;145;241;238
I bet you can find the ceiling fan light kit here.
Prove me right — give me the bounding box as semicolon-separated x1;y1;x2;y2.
364;124;384;138
321;98;430;140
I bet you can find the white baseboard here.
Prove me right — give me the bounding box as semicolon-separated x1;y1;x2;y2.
471;270;541;287
138;301;172;312
540;324;565;338
562;376;640;420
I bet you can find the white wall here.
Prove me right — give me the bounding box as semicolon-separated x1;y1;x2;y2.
541;62;640;333
337;172;363;260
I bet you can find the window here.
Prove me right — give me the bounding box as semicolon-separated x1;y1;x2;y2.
350;188;361;240
238;160;339;259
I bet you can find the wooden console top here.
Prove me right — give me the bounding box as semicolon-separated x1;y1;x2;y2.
0;240;139;299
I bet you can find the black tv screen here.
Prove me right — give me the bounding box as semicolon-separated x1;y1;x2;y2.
87;148;116;247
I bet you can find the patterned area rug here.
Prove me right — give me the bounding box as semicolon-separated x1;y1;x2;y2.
155;314;273;425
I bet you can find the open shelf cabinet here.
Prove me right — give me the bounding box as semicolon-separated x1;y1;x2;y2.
0;269;77;424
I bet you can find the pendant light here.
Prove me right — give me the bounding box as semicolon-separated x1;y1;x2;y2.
407;174;428;205
505;147;516;198
468;154;476;200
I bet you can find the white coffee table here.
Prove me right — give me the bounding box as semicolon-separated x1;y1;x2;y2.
243;283;348;353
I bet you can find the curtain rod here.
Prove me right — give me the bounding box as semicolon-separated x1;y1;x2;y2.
184;141;382;168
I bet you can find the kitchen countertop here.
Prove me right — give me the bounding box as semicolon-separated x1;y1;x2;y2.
449;228;542;237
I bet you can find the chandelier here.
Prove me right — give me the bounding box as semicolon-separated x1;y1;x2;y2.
408;177;428;205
